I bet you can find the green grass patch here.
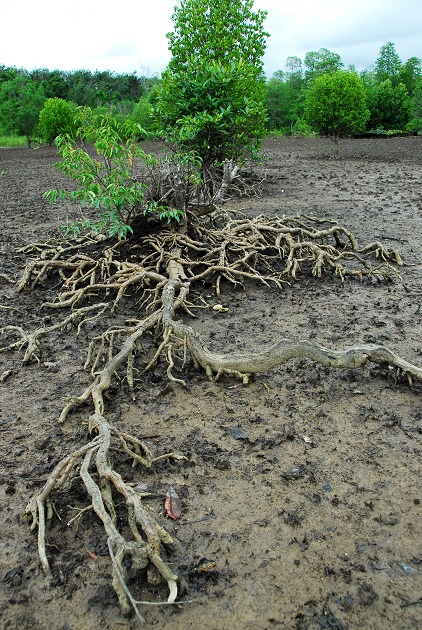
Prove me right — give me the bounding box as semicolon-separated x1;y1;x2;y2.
0;135;28;147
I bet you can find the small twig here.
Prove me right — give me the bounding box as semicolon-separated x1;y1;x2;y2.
66;505;94;526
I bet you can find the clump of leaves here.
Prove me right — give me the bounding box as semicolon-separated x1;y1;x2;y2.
44;107;183;238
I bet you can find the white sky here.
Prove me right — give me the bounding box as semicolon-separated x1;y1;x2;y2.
1;0;421;78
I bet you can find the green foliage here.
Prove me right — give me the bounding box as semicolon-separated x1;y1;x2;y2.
129;96;154;137
366;79;411;130
304;71;369;145
0;75;46;146
166;0;268;73
23;67;155;109
0;135;27;147
399;57;422;97
266;76;303;131
410;79;422;132
304;48;344;81
0;64;18;85
41;70;69;100
44;108;182;239
155;0;268;168
38;98;77;144
291;118;316;137
375;42;402;85
285;56;305;90
156;60;267;165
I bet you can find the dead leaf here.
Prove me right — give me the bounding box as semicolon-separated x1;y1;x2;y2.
165;487;182;520
196;559;217;572
86;549;99;561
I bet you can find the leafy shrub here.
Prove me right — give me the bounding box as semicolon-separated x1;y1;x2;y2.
129;96;154;137
44;108;182;239
155;59;267;167
38;98;77;144
291;118;316;137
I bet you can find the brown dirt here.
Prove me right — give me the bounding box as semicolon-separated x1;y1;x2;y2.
1;136;421;630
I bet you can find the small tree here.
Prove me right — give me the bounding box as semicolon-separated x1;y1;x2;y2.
0;75;45;146
304;70;369;153
154;0;268;170
38;98;77;144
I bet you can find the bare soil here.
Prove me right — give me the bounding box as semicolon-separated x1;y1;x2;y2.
1;136;421;630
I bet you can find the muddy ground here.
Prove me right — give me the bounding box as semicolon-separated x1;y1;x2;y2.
0;136;421;630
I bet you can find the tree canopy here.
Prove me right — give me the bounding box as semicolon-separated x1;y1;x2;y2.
166;0;268;73
154;0;268;167
304;70;369;150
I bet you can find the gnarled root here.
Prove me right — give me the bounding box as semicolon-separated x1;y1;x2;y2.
160;280;422;385
25;412;181;623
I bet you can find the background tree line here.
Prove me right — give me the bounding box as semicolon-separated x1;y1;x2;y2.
0;40;421;147
0;66;159;145
266;42;421;135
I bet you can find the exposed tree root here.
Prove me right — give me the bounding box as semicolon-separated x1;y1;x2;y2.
4;210;421;620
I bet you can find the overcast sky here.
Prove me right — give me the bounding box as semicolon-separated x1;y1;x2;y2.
1;0;421;78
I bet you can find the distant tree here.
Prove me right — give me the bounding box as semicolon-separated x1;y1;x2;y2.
266;75;303;131
359;67;376;88
410;79;422;131
304;70;369;153
399;57;422;97
285;55;304;90
117;73;146;102
286;56;302;74
0;65;18;85
42;70;69;100
155;0;268;168
67;70;97;107
375;42;402;85
0;75;45;146
366;79;411;130
38;98;77;144
29;68;51;84
304;48;344;82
